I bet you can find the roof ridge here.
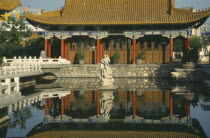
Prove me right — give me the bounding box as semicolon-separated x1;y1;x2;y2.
24;0;210;27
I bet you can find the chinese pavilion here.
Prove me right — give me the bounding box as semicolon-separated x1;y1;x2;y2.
24;0;210;64
0;0;21;14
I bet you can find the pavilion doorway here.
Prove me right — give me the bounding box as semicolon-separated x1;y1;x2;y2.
173;36;185;62
102;36;132;64
138;36;170;63
51;37;61;58
68;36;96;64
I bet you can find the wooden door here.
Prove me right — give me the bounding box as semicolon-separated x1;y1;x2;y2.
69;42;78;64
139;42;170;63
103;39;131;64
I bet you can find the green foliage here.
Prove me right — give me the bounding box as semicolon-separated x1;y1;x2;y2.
9;107;33;130
137;95;145;104
113;92;120;104
136;50;146;60
201;35;210;47
187;36;202;63
24;37;44;57
174;39;184;53
0;17;32;60
0;56;3;64
76;94;86;109
111;49;120;63
0;17;31;43
51;38;61;58
77;47;85;59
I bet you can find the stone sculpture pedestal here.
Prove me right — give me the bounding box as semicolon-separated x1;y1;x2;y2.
98;78;118;91
97;85;118;91
98;55;118;91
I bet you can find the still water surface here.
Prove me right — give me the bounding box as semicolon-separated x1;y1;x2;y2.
0;78;210;138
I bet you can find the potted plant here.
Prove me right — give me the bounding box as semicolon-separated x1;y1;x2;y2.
136;50;146;64
111;49;120;64
77;47;85;64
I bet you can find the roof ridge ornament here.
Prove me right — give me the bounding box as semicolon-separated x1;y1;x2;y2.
168;0;175;15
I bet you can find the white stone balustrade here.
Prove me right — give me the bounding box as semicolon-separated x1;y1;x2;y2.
0;77;20;96
3;56;71;65
0;64;41;77
0;64;42;97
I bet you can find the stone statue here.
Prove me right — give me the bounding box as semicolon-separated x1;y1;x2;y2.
100;91;114;119
100;55;114;86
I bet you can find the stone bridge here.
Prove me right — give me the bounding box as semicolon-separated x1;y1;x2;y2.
2;56;71;76
0;64;43;97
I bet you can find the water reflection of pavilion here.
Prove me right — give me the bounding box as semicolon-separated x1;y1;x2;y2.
201;97;210;111
26;90;206;138
0;88;206;138
44;90;192;124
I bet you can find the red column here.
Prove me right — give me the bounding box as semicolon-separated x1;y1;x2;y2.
185;100;190;117
61;97;65;115
61;39;65;58
184;38;190;57
100;44;103;61
63;40;67;59
65;40;69;60
133;39;137;64
48;39;52;58
169;92;173;116
96;91;100;115
48;99;52;110
133;91;136;116
45;99;49;115
169;38;174;63
96;39;101;64
64;96;68;109
44;39;48;58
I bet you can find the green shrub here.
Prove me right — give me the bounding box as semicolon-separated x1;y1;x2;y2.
111;49;120;63
136;50;146;60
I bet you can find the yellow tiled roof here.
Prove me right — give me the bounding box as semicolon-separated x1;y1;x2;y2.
24;0;210;25
0;0;21;12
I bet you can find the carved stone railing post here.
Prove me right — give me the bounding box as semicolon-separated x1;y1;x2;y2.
14;77;20;92
0;67;2;77
5;78;11;95
0;83;2;96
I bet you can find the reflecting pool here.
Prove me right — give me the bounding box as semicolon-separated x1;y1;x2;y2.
0;78;210;138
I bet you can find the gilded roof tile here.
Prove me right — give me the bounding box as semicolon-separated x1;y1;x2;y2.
0;0;21;12
24;0;210;25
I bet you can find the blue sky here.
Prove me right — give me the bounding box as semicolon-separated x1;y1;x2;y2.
19;0;210;11
18;0;210;23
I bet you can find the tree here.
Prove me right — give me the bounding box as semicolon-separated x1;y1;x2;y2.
24;37;44;57
187;36;202;63
9;107;33;130
0;17;32;61
201;35;210;56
